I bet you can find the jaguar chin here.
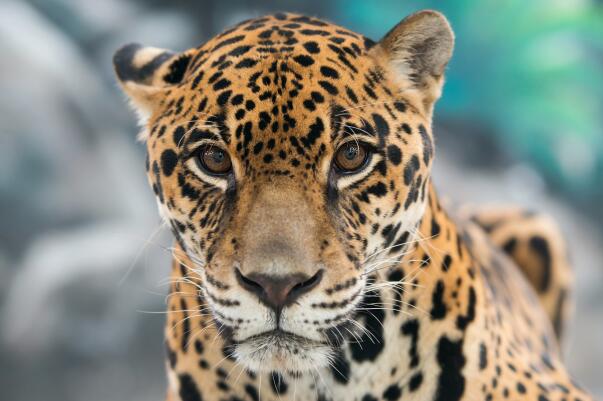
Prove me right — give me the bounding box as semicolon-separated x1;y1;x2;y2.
232;330;336;373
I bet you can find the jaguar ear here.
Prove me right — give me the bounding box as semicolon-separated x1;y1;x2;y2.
375;10;454;111
113;43;192;127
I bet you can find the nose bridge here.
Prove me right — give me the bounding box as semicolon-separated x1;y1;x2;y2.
241;182;318;276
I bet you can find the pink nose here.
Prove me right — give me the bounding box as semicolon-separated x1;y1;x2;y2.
236;269;323;310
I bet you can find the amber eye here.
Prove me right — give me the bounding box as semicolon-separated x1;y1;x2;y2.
196;145;232;175
334;142;369;172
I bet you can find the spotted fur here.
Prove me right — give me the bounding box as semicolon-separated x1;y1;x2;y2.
114;10;592;401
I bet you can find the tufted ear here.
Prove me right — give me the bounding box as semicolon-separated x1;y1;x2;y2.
113;43;192;127
374;10;454;111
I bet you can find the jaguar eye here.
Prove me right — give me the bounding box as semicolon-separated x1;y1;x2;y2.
334;142;369;173
196;145;232;175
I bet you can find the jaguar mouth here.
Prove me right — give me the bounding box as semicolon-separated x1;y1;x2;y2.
232;329;335;373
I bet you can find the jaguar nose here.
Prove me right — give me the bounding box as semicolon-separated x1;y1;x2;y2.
236;268;324;310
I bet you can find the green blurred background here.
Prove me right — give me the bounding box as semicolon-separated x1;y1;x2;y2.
0;1;601;400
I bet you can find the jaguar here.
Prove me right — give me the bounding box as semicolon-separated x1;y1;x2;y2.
113;10;593;401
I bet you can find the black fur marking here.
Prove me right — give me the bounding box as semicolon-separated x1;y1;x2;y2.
383;384;402;401
178;373;203;401
430;280;447;320
113;43;174;83
387;145;402;165
245;384;259;401
408;371;424;392
434;337;466;401
161;149;178;177
479;342;488;370
456;286;476;330
164;53;192;84
401;319;420;368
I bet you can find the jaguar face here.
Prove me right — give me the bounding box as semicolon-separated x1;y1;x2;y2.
114;11;453;373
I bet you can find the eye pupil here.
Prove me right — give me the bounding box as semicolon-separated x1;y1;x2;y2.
344;145;358;160
212;150;224;163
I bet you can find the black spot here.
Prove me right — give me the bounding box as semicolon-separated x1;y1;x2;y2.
245;384;259;401
303;41;320;53
161;149;178;177
401;319;420;368
517;382;526;394
253;142;263;154
383;384;402;401
194;339;204;354
346;86;358;103
217;90;232;106
430;280;447;319
231;94;244;105
178;373;203;401
318;80;338;95
372;113;389;141
394;101;406;113
293;54;314;66
434;337;466;401
236;58;258;68
456;286;476;330
164;54;191;84
409;372;423;392
228;45;252;57
213;78;231;91
300;29;330;36
479;342;488;370
320;66;339;78
387;145;402;165
173;126;185;146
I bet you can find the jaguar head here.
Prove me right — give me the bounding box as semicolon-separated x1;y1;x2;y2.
114;10;453;373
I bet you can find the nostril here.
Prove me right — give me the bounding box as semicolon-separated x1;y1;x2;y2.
289;269;324;297
236;268;264;295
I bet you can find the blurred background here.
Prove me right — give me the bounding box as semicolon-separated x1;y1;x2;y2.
1;0;602;400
